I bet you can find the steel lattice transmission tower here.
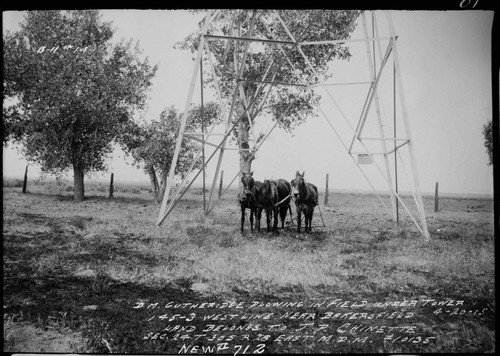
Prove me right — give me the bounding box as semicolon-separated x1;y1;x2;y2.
156;10;431;241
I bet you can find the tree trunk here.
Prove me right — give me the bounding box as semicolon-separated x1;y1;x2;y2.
22;165;28;194
238;115;254;188
158;169;168;203
239;151;253;180
109;173;114;198
73;163;85;201
146;164;160;202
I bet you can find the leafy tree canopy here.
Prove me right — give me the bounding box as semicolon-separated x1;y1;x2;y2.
175;10;360;133
119;102;222;180
482;120;493;166
174;10;360;175
3;10;158;179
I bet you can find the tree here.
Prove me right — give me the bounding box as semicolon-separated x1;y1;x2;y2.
119;102;221;201
482;120;493;166
3;10;157;200
175;10;359;176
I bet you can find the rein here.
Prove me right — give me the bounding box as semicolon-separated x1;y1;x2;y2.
268;180;292;208
276;193;291;207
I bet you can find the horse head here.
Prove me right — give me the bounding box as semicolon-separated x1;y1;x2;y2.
241;171;255;200
291;171;305;199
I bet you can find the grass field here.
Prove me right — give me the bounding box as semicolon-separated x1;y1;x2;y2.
3;178;495;353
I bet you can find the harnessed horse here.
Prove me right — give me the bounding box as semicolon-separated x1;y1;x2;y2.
238;172;261;233
255;179;279;233
255;178;293;233
290;171;318;233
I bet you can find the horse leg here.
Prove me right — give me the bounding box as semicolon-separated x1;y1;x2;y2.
256;207;261;232
304;208;309;233
296;205;302;233
266;208;272;232
307;208;313;233
250;206;254;232
241;205;245;233
280;206;286;230
273;206;279;233
303;209;307;233
310;210;314;232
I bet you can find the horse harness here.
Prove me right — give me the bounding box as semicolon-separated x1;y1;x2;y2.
238;185;257;203
266;180;291;208
292;179;317;205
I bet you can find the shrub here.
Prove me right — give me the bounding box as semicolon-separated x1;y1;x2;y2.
3;179;24;188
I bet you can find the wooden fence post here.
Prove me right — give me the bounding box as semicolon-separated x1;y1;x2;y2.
324;173;329;206
434;182;439;212
109;173;114;198
22;165;28;194
218;170;224;199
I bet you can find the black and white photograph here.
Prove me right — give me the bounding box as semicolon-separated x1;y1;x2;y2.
3;7;496;354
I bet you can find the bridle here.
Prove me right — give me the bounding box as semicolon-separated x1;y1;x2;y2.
292;176;316;204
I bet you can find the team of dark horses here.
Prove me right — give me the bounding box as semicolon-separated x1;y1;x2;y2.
238;171;319;234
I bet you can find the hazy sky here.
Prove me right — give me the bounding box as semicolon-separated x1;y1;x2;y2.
2;10;494;196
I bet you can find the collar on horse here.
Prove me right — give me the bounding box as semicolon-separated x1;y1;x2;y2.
238;185;256;202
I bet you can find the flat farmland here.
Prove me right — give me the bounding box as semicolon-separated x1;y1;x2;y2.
3;181;495;354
